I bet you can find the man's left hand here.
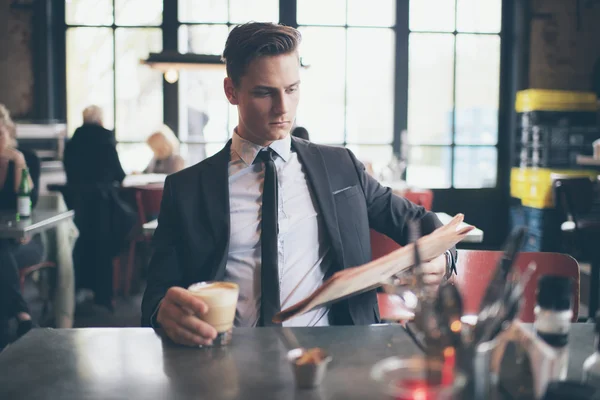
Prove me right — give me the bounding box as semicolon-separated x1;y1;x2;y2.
419;254;447;286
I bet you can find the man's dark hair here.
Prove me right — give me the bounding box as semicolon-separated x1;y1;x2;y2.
222;22;301;87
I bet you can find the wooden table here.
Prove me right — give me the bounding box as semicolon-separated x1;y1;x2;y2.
0;210;75;240
0;325;594;400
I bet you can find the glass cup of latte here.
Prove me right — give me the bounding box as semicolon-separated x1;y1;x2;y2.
187;281;239;346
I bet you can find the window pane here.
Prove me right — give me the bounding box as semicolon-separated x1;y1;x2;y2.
179;25;229;55
117;143;153;174
346;28;394;144
346;144;394;176
407;33;454;144
229;0;279;24
178;0;228;23
347;0;395;27
457;0;502;33
180;143;225;166
66;0;113;26
409;0;455;32
115;0;162;26
178;69;230;145
453;146;497;188
297;0;346;26
455;35;500;145
66;28;114;134
115;28;163;141
296;27;346;144
406;146;451;189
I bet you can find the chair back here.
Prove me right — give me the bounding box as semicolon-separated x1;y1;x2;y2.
134;184;164;224
403;189;433;211
452;250;580;322
370;188;433;260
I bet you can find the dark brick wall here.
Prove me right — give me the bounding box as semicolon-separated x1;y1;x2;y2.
0;0;34;118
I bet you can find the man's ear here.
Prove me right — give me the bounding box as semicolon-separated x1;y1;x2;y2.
224;77;239;105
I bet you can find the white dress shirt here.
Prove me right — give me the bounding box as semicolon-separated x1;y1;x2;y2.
224;131;333;327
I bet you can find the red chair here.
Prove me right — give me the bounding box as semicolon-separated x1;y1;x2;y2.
370;188;434;260
113;184;164;296
373;188;433;319
451;250;580;322
19;262;56;293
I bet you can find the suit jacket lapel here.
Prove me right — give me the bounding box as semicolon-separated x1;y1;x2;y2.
200;140;231;280
292;138;346;270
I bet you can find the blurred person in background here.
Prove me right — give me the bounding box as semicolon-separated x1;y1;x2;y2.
0;104;42;349
291;126;310;141
64;105;125;186
64;105;135;311
144;125;185;174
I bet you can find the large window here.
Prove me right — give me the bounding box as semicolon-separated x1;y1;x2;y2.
66;0;164;171
176;0;279;165
296;0;396;170
63;0;503;188
405;0;502;188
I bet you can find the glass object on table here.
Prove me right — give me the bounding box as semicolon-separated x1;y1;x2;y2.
187;281;239;346
371;356;466;400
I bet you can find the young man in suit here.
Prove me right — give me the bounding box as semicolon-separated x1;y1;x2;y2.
142;22;456;346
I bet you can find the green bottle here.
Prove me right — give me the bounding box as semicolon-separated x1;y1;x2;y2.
17;168;31;219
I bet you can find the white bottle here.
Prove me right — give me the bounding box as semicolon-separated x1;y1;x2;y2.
534;275;572;381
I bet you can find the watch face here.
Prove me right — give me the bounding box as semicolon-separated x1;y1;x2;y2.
444;251;453;278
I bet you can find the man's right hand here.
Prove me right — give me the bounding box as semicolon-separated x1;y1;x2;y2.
156;287;218;346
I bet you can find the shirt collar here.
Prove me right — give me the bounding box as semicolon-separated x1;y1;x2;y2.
231;129;292;166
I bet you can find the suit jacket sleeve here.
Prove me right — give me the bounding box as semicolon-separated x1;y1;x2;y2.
346;149;457;261
141;176;184;327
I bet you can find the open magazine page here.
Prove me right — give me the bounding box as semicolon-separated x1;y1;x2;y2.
273;214;474;323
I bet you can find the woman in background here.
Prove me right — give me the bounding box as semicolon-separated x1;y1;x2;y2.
0;104;43;349
144;125;185;174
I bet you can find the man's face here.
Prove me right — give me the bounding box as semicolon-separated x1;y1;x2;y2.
224;52;300;146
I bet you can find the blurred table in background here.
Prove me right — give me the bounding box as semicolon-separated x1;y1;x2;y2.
0;210;75;241
577;155;600;167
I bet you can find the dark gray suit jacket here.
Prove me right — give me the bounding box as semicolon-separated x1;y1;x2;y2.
141;137;449;327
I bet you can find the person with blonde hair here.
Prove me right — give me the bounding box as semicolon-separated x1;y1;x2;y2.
144;124;185;174
0;104;43;349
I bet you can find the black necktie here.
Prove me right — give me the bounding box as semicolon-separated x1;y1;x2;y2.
257;148;281;326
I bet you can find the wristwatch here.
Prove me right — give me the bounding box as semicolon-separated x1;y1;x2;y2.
443;250;457;280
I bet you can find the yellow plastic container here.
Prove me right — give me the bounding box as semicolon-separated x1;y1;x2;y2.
511;167;599;209
515;89;598;112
